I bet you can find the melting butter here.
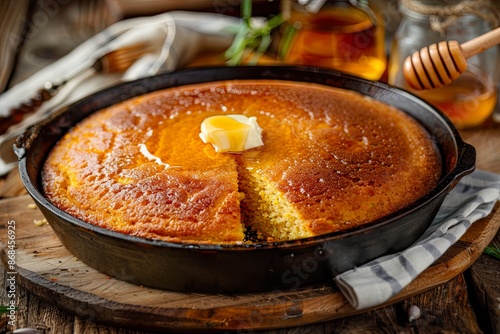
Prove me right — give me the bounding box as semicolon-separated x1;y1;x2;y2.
199;115;264;153
138;143;171;169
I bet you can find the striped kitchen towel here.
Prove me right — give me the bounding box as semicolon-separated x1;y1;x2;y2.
335;168;500;310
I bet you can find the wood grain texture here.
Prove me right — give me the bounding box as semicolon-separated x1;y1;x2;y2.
467;231;500;334
401;275;482;333
0;0;31;93
461;123;500;174
0;195;498;332
0;274;489;334
324;275;481;333
0;168;26;198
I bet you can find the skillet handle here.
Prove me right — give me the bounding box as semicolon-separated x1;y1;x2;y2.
457;142;476;173
450;141;476;187
12;121;42;161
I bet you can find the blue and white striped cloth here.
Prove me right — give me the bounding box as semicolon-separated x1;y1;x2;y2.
335;169;500;310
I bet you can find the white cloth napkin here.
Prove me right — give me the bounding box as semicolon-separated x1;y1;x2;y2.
335;169;500;310
0;11;239;175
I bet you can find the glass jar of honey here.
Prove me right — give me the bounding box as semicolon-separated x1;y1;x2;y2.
388;0;499;129
278;0;387;81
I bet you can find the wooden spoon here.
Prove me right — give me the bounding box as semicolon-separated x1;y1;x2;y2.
403;26;500;90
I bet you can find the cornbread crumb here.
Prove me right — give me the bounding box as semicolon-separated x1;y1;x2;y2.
34;218;48;226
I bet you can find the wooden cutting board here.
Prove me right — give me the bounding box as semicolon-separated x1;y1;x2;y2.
0;195;498;332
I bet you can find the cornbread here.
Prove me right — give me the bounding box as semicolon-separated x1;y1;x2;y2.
42;80;442;244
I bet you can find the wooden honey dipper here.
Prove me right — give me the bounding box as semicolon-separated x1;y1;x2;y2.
403;26;500;90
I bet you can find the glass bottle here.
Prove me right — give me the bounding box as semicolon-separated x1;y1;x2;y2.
278;0;387;81
389;0;499;129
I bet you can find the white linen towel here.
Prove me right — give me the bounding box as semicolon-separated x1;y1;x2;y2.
335;169;500;310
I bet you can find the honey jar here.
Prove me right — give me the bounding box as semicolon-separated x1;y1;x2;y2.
278;0;387;81
388;0;499;129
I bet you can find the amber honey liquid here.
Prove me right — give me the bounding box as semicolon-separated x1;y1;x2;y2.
280;5;386;81
416;69;497;129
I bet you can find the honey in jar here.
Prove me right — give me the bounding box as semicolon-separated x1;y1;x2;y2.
389;0;499;129
415;66;497;128
279;0;386;81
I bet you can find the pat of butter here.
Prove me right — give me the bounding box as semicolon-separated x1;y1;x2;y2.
199;115;264;153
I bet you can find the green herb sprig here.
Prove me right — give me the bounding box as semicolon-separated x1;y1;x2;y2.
484;243;500;260
224;0;284;65
0;305;16;313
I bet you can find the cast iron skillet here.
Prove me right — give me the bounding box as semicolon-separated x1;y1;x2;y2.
14;66;475;293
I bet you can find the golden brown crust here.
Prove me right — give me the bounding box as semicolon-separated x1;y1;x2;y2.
42;80;442;243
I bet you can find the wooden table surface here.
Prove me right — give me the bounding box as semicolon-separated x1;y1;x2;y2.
0;2;499;333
